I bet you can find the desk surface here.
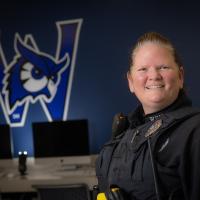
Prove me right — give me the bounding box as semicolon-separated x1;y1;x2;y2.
0;156;98;193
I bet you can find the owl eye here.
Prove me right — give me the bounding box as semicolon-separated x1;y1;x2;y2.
20;62;48;92
32;68;43;79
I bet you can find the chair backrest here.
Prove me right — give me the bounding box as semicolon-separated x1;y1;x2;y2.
33;184;91;200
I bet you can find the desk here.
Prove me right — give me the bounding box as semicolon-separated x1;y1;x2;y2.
0;156;98;193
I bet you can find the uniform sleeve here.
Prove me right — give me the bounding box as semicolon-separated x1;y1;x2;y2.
179;126;200;200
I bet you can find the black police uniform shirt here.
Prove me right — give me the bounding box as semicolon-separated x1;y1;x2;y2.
96;90;200;200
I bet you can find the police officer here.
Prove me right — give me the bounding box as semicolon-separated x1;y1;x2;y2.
95;32;200;200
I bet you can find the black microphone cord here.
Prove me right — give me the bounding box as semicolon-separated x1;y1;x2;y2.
147;137;161;200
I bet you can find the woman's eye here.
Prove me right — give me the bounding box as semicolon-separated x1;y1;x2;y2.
138;67;147;71
160;65;170;70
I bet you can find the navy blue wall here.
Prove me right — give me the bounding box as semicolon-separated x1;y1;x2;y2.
1;0;200;156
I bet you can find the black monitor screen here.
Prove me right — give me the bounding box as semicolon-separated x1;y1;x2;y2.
32;120;90;158
0;124;12;159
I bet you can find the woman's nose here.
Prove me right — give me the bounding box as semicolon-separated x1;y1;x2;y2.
148;68;162;80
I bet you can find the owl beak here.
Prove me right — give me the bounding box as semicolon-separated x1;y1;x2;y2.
48;80;57;97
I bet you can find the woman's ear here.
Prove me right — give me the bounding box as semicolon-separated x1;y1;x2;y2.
127;71;135;93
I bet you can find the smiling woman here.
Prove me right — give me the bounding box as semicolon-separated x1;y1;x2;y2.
127;39;184;114
95;32;200;200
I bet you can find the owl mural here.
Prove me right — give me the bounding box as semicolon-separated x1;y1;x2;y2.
0;19;82;127
2;34;70;114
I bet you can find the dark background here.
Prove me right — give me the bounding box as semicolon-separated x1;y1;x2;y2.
0;0;200;156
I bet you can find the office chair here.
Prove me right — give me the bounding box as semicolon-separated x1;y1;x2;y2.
33;184;91;200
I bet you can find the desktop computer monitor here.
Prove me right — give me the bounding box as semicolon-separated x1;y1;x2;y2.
32;120;90;158
0;124;12;159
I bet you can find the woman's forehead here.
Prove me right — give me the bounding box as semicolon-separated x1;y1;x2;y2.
134;43;173;62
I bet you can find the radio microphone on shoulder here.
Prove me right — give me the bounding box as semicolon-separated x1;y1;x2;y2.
111;112;129;139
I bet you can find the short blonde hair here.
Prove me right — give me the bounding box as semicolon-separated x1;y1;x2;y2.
129;32;183;70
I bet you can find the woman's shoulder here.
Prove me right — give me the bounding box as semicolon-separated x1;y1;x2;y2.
167;106;200;121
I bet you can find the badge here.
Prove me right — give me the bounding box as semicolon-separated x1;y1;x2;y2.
145;119;162;137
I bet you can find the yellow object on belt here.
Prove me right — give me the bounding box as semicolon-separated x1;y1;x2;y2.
97;192;107;200
97;188;120;200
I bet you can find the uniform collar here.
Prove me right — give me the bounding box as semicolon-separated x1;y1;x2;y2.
128;90;192;128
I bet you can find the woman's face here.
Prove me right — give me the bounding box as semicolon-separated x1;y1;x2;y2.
127;43;184;114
